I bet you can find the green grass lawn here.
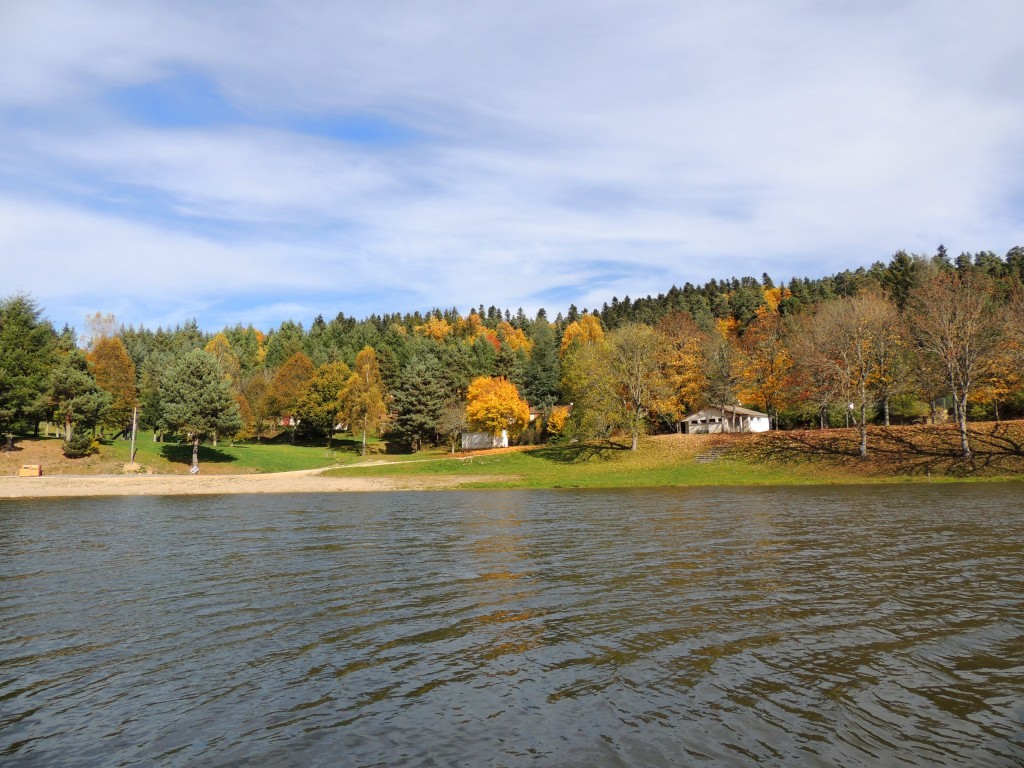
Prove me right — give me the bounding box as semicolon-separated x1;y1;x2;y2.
105;431;386;474
322;438;845;489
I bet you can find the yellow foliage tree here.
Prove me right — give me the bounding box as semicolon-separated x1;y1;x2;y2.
761;286;792;313
465;376;529;438
345;347;388;455
546;404;571;438
204;332;242;390
415;316;453;341
560;314;604;358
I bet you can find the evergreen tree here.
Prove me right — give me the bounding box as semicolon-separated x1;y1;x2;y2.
47;349;111;448
161;349;243;469
523;315;561;408
390;356;449;451
0;294;58;437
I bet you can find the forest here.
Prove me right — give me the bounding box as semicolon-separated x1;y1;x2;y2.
2;244;1023;464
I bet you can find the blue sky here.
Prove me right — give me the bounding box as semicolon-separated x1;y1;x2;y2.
1;1;1022;333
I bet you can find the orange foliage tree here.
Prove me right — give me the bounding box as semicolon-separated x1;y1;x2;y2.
268;352;315;442
89;336;137;431
497;321;534;356
734;312;793;427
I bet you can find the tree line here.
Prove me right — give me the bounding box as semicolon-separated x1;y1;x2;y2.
1;245;1022;461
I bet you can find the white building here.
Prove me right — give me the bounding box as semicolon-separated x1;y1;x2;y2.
682;405;770;434
461;429;509;450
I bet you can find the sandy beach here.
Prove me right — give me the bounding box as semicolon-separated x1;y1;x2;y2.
0;468;483;498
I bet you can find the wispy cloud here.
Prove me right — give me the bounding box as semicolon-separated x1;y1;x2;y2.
1;0;1021;331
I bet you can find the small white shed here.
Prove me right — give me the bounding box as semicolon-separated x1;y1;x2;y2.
461;430;509;450
682;406;770;434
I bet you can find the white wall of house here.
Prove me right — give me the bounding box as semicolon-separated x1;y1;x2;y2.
683;409;770;434
461;430;509;450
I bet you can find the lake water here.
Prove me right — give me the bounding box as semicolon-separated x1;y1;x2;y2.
1;485;1022;767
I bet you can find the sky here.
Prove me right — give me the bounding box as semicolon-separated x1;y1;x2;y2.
1;1;1022;333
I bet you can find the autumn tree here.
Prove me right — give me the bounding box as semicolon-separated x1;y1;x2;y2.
295;361;352;446
545;404;571;439
204;332;242;391
735;312;792;428
563;324;670;450
161;349;243;470
89;336;138;433
559;313;604;358
908;270;1003;458
345;346;389;455
242;371;275;442
437;399;468;454
268;352;315;442
415;316;453;341
703;324;742;426
465;376;529;440
655;312;706;432
787;312;846;429
81;311;119;351
812;292;902;457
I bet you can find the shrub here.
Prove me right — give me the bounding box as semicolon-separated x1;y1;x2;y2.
63;432;98;458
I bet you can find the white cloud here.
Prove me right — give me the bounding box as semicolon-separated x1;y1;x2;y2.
1;0;1022;331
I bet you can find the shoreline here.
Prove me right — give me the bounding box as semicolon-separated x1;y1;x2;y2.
3;467;1022;499
0;468;490;498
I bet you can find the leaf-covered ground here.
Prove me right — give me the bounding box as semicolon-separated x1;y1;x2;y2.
735;421;1024;479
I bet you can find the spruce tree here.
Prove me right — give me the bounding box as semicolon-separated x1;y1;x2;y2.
161;349;243;470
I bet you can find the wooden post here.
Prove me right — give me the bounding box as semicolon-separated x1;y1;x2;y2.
129;407;138;464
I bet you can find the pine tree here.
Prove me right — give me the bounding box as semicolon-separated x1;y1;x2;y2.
0;294;58;437
391;356;449;451
161;349;243;469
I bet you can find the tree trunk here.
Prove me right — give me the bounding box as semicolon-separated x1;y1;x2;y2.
994;400;1000;422
631;432;638;451
192;437;200;470
361;416;367;456
957;394;971;459
883;397;890;427
65;414;74;442
859;399;868;459
929;399;937;424
212;429;218;447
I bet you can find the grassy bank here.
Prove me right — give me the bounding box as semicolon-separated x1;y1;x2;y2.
323;422;1024;489
4;422;1023;486
0;431;382;476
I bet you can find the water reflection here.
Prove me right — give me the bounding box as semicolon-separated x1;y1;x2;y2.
1;485;1023;766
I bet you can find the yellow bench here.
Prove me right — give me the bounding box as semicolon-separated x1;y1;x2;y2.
18;465;42;477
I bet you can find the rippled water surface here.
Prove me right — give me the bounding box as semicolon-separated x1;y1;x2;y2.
2;486;1023;766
